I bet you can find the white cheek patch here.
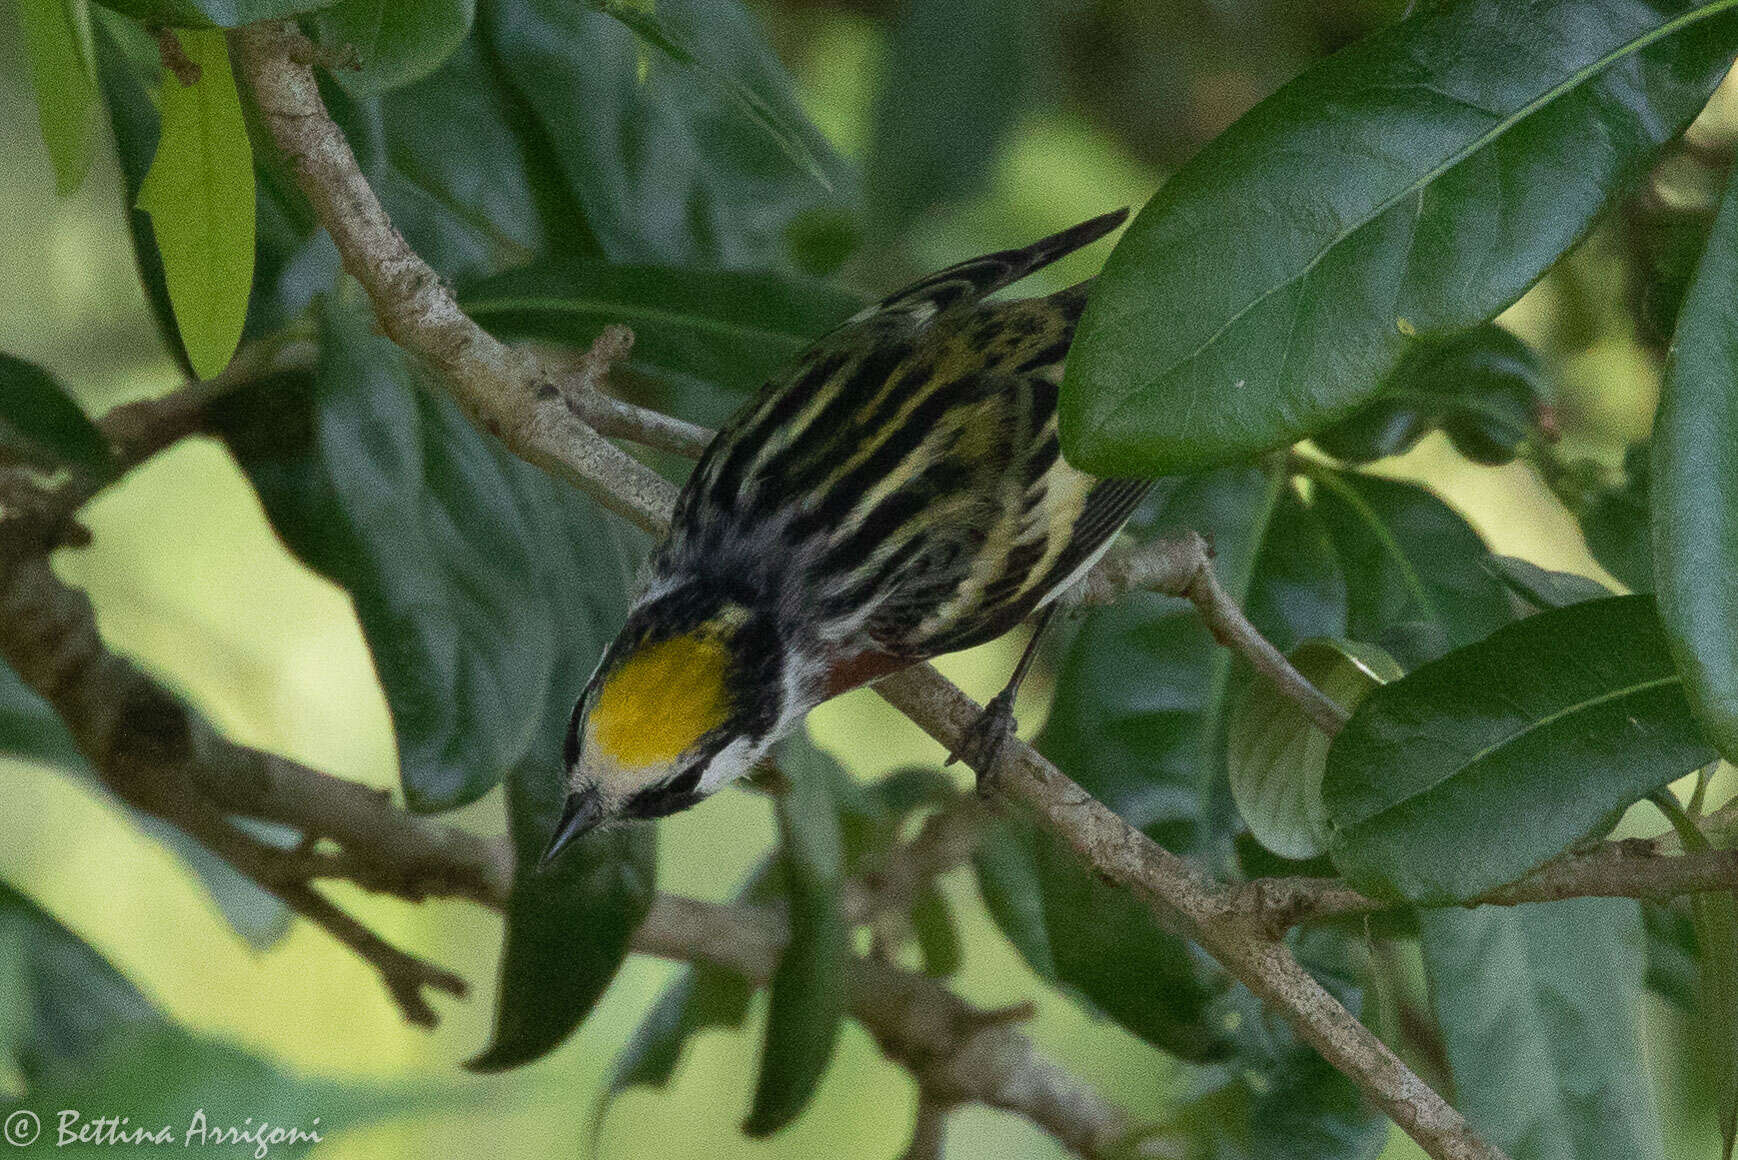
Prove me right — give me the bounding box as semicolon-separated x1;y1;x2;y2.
700;735;761;795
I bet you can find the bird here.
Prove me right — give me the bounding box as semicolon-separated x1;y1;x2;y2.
541;208;1146;867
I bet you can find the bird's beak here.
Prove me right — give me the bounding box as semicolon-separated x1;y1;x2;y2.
538;787;604;872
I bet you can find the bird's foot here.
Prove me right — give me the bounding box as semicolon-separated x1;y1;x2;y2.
946;688;1018;795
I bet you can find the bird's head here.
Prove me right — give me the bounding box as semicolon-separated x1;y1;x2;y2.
540;590;790;868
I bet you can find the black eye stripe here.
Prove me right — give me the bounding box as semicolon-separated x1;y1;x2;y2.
668;767;702;796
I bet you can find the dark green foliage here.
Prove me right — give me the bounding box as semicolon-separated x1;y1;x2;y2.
866;0;1034;233
1325;597;1714;902
1062;0;1738;476
461;262;862;395
1653;165;1738;765
1581;442;1656;594
1421;900;1666;1160
1313;324;1550;467
0;355;112;477
744;737;848;1136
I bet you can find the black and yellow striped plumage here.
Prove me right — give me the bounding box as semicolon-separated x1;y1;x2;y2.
545;209;1142;860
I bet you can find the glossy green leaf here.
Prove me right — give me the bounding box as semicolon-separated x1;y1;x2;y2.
744;735;847;1137
1061;0;1738;476
1655;165;1738;767
1325;596;1715;902
136;28;254;379
1582;442;1655;593
461;263;862;395
1228;638;1400;860
1313;324;1549;467
1695;865;1738;1157
1306;467;1510;669
482;0;854;268
865;0;1033;232
977;468;1286;1061
319;33;580;284
595;0;831;187
1420;899;1665;1160
1242;483;1348;656
0;354;113;475
93;15;193;377
16;0;96;195
315;0;474;95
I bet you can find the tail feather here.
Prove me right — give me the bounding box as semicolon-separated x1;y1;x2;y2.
855;207;1130;329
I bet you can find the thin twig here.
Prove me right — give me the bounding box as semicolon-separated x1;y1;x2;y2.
1083;532;1350;736
553;324;715;459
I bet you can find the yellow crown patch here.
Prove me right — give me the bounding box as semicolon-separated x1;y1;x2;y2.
588;632;733;769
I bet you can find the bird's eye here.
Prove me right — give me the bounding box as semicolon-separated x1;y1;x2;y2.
667;766;702;797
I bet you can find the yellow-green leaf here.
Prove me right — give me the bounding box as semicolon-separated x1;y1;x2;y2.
16;0;97;194
136;29;254;379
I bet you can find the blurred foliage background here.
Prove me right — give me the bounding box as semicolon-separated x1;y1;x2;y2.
0;0;1724;1156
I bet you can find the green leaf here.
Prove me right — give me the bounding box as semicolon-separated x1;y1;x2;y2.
1313;324;1549;467
460;262;863;395
318;34;583;284
16;0;97;195
1061;0;1738;476
1228;638;1400;860
467;767;654;1072
1581;442;1655;593
865;0;1033;232
0;884;433;1151
970;816;1055;981
1242;482;1348;655
0;354;113;475
1482;554;1614;611
1695;873;1738;1157
0;879;155;1079
136;28;255;379
1643;899;1699;1013
482;0;855;268
1654;166;1738;768
1324;596;1715;902
314;0;474;95
601;961;753;1105
1306;467;1511;668
595;0;831;188
1420;899;1666;1160
908;885;961;978
93;14;194;377
744;735;847;1137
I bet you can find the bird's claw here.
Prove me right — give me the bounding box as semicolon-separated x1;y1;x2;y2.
946;688;1018;795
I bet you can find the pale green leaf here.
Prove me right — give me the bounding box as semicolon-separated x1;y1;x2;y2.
136;28;255;379
16;0;97;194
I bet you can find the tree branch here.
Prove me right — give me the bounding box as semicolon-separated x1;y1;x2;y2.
225;21;1500;1160
1081;531;1349;736
231;22;678;536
